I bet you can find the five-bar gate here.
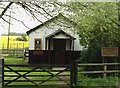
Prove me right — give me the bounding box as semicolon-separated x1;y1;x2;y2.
0;59;77;87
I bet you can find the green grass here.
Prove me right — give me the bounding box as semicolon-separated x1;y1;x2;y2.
77;73;118;87
4;55;27;65
78;76;118;87
2;85;69;88
2;55;119;88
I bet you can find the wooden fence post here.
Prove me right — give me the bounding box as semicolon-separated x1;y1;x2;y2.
70;60;78;87
103;64;107;78
70;62;74;87
0;59;4;87
73;60;78;86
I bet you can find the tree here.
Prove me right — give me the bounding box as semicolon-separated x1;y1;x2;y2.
64;2;119;63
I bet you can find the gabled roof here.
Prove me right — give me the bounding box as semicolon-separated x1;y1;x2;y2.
26;13;78;35
46;29;76;40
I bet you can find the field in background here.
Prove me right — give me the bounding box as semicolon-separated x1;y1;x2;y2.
0;36;28;49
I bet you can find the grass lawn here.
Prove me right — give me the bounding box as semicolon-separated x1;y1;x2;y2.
4;55;28;65
78;76;118;87
1;55;119;88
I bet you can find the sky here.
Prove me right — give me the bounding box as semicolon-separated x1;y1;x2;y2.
0;3;46;35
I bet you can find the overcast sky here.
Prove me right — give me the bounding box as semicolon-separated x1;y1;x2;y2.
0;3;47;35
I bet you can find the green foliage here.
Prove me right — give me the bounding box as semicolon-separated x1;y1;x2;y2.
16;35;27;41
21;34;27;41
61;3;120;77
65;2;120;63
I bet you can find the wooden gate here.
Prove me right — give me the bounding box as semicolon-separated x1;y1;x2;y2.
0;60;73;87
4;65;71;86
0;59;78;87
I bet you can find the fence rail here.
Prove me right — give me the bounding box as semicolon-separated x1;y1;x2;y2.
78;63;120;75
78;63;120;66
1;49;29;58
77;62;120;84
0;43;28;49
68;61;120;86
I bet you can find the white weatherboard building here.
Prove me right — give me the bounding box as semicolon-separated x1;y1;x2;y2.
27;13;83;51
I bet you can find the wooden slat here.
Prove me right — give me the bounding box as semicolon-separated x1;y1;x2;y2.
4;70;43;72
4;79;70;82
105;70;119;73
4;64;33;67
78;70;119;74
78;63;120;66
4;74;70;77
4;70;70;72
4;64;70;67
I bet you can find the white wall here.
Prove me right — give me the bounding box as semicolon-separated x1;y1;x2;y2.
28;17;83;51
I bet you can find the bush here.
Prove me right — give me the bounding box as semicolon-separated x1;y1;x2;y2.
16;37;25;41
16;35;27;41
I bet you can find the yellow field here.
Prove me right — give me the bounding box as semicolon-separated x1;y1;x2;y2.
0;36;29;49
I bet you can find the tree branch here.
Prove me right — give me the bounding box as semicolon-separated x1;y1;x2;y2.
1;17;13;25
32;3;53;17
5;14;30;29
0;2;13;18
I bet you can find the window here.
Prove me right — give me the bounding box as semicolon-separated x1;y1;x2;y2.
34;38;42;50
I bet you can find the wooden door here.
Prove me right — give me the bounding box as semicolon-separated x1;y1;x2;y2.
54;39;66;65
